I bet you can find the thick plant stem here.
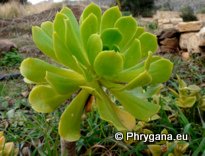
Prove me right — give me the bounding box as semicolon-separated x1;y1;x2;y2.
61;138;76;156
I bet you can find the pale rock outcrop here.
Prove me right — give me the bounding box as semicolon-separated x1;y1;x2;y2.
198;27;205;46
187;34;201;53
179;33;196;50
176;21;203;32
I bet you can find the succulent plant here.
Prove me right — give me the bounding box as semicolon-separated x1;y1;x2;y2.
148;129;189;156
148;141;189;156
169;75;205;110
20;3;173;141
0;131;18;156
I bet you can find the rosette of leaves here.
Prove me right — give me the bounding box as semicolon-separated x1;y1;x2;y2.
20;3;173;141
148;129;189;156
169;75;205;110
0;131;18;156
148;140;189;156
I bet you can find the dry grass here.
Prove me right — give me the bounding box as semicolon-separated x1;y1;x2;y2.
0;1;63;19
0;1;26;19
25;1;62;16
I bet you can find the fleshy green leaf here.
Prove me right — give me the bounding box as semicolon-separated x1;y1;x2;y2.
147;145;162;156
135;26;145;38
144;51;153;70
29;85;71;113
114;16;137;49
94;51;123;78
187;85;201;96
53;13;67;42
80;13;99;49
60;7;80;37
64;19;88;65
46;71;84;95
116;62;145;82
101;28;122;51
20;58;75;83
2;142;15;156
0;136;5;149
149;59;173;84
96;97;135;131
101;6;121;32
80;86;101;99
32;26;57;61
120;70;152;90
53;32;81;72
53;12;88;66
139;32;158;57
80;2;101;30
177;75;187;88
115;54;161;83
41;21;53;37
86;34;103;65
59;90;89;141
123;39;141;68
145;84;163;97
177;96;196;108
111;90;160;121
121;26;145;52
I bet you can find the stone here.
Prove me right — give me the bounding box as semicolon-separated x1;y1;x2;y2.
0;39;17;54
160;37;179;48
157;28;180;53
159;37;179;53
181;52;190;61
198;27;205;46
176;21;203;32
154;11;180;20
187;34;201;53
179;33;196;50
170;18;183;25
158;19;170;24
161;24;174;30
158;28;180;40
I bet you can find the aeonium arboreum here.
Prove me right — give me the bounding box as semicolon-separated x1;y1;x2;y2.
20;3;173;141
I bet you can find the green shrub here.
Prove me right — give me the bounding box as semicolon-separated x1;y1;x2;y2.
197;6;205;14
119;0;155;17
147;22;158;31
180;6;198;22
0;49;23;67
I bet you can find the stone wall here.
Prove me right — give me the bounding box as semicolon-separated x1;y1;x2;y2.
158;21;205;54
153;11;183;30
178;22;205;54
154;11;205;54
154;11;205;30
